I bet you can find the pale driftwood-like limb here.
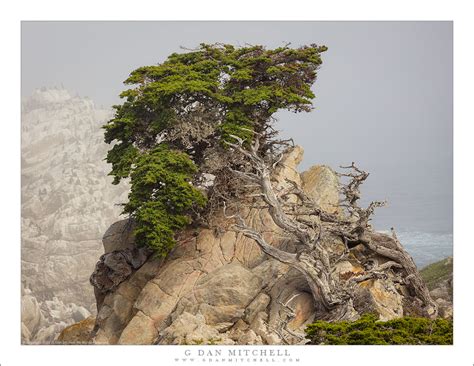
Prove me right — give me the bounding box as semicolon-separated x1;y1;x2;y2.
223;202;297;265
223;138;355;317
225;135;437;320
337;165;437;317
275;299;309;344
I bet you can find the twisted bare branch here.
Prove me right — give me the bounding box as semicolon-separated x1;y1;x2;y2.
223;135;437;319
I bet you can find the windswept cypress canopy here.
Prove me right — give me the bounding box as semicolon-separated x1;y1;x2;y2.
103;43;327;255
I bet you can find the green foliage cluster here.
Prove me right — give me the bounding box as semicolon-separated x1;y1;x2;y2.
123;145;207;255
103;43;327;256
305;314;453;345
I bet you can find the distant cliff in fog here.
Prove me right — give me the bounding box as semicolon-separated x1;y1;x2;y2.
21;88;129;343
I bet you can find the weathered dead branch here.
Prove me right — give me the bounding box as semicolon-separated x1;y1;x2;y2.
224;135;437;320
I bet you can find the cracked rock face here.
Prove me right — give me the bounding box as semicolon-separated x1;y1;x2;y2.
60;146;425;346
21;88;129;343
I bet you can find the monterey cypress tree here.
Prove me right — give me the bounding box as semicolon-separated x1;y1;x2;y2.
103;43;327;256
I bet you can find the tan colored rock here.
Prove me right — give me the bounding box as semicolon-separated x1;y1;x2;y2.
93;258;162;344
172;263;264;326
355;279;403;321
219;231;237;262
246;310;282;345
90;148;305;345
85;145;421;345
286;292;315;329
435;298;453;319
244;293;271;324
57;317;95;344
275;146;303;183
237;329;262;345
301;165;340;214
117;311;157;345
158;312;235;345
441;305;453;319
249;311;269;338
193;263;263;307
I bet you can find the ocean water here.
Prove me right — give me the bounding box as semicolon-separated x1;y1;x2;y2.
377;231;453;269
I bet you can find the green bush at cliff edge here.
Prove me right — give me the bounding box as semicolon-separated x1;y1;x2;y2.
305;314;453;345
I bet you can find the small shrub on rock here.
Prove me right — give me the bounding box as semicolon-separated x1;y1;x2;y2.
305;314;453;345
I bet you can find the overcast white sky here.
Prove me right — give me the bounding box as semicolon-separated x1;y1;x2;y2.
21;21;453;233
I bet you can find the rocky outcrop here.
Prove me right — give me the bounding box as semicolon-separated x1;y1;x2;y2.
301;165;340;215
21;88;129;343
68;146;429;345
420;257;453;318
22;89;443;345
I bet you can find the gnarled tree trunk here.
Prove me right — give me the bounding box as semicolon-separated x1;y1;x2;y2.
224;135;437;321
